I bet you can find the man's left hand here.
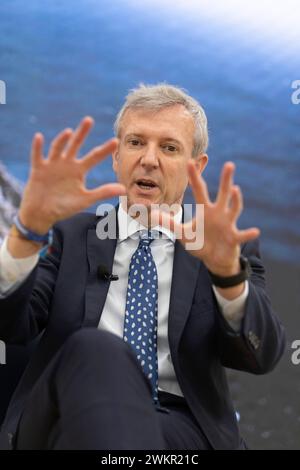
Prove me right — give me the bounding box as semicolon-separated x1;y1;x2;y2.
157;160;260;278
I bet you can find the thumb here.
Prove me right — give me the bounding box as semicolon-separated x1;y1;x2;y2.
85;183;126;205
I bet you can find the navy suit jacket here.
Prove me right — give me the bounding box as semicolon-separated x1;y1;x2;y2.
0;209;286;449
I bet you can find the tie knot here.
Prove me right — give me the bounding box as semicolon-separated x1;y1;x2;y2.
138;229;158;247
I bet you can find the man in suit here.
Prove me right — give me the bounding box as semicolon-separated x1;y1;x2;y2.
0;84;285;450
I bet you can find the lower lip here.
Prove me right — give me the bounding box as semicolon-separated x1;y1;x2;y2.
134;183;159;195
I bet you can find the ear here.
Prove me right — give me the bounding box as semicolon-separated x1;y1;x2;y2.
194;153;208;174
112;143;120;174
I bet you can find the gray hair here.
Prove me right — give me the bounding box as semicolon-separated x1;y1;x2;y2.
114;83;209;157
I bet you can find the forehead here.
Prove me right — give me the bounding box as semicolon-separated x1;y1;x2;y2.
119;104;195;143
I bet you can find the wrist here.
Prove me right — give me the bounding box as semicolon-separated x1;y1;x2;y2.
207;256;251;289
206;259;241;277
7;226;43;258
18;210;52;235
12;213;53;246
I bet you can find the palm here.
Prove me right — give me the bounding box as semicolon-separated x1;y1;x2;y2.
19;117;126;233
189;202;241;270
160;160;259;275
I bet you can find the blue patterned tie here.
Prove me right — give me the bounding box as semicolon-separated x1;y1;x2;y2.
123;230;159;405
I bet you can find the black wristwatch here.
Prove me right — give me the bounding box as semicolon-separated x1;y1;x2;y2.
208;255;251;288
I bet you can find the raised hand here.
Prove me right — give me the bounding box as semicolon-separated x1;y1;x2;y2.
157;160;260;277
18;117;126;234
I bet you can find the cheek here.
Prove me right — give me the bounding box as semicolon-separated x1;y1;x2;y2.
117;160;132;182
169;166;188;190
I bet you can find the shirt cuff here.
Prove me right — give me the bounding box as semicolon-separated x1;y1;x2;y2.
212;281;249;332
0;235;39;295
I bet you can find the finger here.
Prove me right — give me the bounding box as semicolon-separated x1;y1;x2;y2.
187;160;210;205
84;183;126;205
30;133;44;168
236;227;260;245
80;138;118;172
216;162;235;208
48;128;73;161
64;116;94;159
228;185;243;222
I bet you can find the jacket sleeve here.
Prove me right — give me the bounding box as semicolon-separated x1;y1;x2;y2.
0;224;63;345
216;238;286;374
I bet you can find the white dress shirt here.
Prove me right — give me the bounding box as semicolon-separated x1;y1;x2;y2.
0;205;249;397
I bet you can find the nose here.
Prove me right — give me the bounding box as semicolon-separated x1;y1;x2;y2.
140;144;159;169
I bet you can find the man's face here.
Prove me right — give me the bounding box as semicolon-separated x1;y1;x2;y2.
112;104;208;211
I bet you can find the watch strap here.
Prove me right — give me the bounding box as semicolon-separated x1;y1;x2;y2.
208;255;251;288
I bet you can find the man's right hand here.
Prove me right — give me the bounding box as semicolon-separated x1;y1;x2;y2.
7;116;126;258
19;116;125;233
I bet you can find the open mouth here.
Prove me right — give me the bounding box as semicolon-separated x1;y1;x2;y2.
135;179;158;191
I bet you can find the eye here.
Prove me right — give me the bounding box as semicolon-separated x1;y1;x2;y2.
128;138;143;147
162;144;178;153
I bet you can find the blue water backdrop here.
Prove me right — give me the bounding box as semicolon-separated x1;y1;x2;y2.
0;0;299;264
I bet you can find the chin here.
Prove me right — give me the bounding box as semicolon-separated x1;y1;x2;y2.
131;199;153;213
127;194;157;209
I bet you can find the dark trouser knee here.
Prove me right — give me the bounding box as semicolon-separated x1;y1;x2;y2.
54;328;152;399
16;328;164;449
62;328;131;363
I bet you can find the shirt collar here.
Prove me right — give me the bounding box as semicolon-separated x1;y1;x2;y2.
117;200;182;243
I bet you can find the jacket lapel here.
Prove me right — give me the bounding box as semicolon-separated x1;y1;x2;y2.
168;241;201;357
84;208;118;327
